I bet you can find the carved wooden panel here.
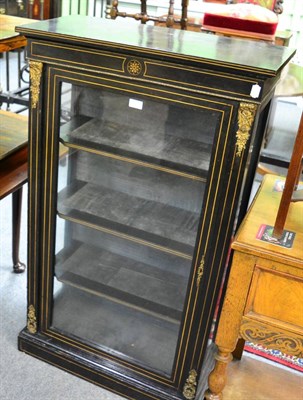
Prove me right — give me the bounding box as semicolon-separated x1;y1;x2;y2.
240;317;303;357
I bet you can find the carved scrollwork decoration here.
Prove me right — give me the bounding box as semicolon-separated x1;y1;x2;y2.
240;319;303;357
236;103;257;157
29;60;43;109
183;369;197;400
27;304;37;334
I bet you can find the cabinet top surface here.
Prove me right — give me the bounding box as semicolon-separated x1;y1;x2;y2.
232;174;303;267
16;15;295;75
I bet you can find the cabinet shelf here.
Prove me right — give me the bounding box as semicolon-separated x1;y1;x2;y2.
55;241;188;323
52;283;180;374
58;179;199;257
60;115;212;179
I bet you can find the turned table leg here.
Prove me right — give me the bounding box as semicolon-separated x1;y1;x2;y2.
204;348;233;400
12;187;26;273
204;251;257;399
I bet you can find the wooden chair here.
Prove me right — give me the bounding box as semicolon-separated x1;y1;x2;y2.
109;0;190;29
201;0;284;43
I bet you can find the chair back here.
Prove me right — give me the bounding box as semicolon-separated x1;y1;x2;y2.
109;0;189;29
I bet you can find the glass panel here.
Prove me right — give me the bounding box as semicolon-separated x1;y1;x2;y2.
51;81;220;375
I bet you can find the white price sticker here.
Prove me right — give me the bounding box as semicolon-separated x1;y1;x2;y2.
250;84;261;99
129;98;143;110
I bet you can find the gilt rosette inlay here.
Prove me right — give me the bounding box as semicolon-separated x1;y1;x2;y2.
236;103;257;157
240;319;303;357
127;59;142;76
29;60;43;109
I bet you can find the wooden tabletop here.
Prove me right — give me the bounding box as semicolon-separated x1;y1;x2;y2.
232;174;303;268
0;15;33;52
0;110;28;160
0;110;28;199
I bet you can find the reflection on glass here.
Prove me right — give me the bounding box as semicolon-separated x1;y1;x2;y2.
51;82;219;375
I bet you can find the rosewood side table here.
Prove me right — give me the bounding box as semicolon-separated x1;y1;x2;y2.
204;173;303;399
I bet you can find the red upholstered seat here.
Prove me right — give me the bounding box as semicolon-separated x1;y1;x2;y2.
202;4;278;36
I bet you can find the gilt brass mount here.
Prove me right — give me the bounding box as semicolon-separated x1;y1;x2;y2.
29;60;43;109
236;103;257;157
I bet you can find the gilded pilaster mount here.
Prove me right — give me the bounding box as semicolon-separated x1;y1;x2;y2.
27;304;37;334
236;103;257;157
29;60;43;109
183;369;197;400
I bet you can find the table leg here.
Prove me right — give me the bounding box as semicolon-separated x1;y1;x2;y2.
204;349;233;400
12;186;26;273
204;251;256;399
232;338;245;360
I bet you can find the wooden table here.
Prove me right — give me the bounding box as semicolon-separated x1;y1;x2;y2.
205;174;303;399
0;110;28;272
0;15;33;52
0;15;34;109
0;16;33;272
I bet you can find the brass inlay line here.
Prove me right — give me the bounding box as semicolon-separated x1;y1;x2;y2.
176;107;234;384
41;69;237;387
61;140;206;182
195;138;246;369
19;344;161;399
145;60;257;84
44;329;173;385
29;57;261;103
29;60;43;108
236;102;257;157
31;41;126;73
17;27;277;76
53;68;230;108
43;70;223;386
144;61;258;98
41;68;52;327
192;111;241;371
183;369;197;400
58;213;192;260
44;71;59;327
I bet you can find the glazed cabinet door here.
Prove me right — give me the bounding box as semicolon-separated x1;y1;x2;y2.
36;66;242;399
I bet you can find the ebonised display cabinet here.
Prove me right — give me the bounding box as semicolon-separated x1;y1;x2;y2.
16;16;295;400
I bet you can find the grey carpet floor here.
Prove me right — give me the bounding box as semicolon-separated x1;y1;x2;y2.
0;186;125;400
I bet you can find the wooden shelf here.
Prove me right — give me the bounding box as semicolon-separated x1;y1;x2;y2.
60;113;212;179
55;241;189;323
52;283;180;375
58;179;199;256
